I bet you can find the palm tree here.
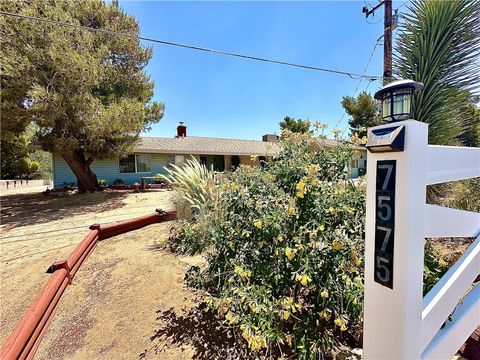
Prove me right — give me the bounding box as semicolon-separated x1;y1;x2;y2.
395;0;480;145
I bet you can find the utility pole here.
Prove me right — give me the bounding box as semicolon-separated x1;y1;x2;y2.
362;0;393;85
383;0;393;84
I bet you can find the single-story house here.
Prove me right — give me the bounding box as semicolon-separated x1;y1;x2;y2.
52;122;367;188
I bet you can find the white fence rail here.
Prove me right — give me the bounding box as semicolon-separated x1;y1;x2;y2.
363;120;480;360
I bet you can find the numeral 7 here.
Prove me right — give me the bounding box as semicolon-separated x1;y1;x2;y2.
377;225;392;252
378;164;393;190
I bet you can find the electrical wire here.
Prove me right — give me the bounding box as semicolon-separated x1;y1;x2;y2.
339;77;376;137
0;10;382;81
2;243;77;263
327;36;382;137
0;206;173;242
366;15;384;24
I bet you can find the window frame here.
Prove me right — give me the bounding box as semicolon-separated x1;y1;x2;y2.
135;153;152;173
118;153;152;174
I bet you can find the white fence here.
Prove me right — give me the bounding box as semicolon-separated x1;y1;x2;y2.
363;120;480;359
0;179;52;191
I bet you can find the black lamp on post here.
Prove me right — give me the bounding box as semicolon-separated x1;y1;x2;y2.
366;79;424;153
374;79;424;123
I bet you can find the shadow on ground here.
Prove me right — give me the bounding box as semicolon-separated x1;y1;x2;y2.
140;302;255;360
0;191;129;229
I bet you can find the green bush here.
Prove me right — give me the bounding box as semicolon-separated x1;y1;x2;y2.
179;132;366;358
98;179;108;186
153;173;164;184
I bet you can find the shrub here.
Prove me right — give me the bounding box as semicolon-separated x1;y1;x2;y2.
153;173;164;184
113;178;125;185
443;178;480;212
98;179;108;186
181;132;366;358
423;242;450;295
158;157;216;220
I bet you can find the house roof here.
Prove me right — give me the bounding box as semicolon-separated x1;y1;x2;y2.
136;136;281;156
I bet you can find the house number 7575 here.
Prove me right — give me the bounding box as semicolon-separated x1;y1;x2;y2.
374;160;396;288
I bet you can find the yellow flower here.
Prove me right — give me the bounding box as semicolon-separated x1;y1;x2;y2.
320;289;329;298
228;241;235;250
334;318;345;327
296;181;305;191
319;225;325;231
285;247;297;260
319;310;331;320
296;191;304;198
287;205;295;215
225;311;238;325
283;310;291;320
351;251;361;266
277;235;284;242
234;266;252;279
286;335;293;347
340;324;347;331
295;273;311;286
328;207;335;214
253;219;263;229
332;240;344;251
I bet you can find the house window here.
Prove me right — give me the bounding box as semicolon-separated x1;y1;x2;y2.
165;155;175;168
119;154;136;173
351;159;359;168
119;154;152;173
200;156;207;166
136;154;151;172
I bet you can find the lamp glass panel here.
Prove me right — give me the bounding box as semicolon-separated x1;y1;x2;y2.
382;96;391;118
392;92;412;120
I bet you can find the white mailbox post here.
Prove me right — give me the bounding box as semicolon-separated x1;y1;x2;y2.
363;80;480;359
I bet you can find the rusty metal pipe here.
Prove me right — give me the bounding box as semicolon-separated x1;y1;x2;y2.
0;209;176;360
0;269;69;359
66;229;99;272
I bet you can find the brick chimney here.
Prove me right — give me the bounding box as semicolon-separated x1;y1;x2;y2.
177;122;187;137
262;134;279;142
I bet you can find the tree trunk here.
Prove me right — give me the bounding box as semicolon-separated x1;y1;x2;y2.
61;150;99;193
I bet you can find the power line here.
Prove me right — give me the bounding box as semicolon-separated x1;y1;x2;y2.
340;77;376;137
0;10;382;81
328;37;382;137
0;208;169;243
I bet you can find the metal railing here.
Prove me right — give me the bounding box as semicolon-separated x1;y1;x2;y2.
0;209;176;360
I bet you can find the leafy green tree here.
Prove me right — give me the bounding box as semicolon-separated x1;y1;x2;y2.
30;150;53;179
279;116;312;136
1;135;38;179
395;0;480;145
341;91;382;137
1;0;164;192
1;124;52;180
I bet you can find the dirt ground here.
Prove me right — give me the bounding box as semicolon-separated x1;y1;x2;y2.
0;189;237;359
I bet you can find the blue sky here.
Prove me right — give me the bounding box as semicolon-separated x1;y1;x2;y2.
120;1;408;140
